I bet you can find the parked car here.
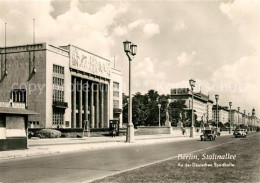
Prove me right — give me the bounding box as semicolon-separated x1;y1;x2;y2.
234;129;247;138
200;130;216;141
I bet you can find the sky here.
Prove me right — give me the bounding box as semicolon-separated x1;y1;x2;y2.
0;0;259;116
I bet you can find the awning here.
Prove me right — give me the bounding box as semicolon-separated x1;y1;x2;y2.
0;107;38;115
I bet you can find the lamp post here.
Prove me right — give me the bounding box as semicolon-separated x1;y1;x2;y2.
158;104;161;126
243;110;246;125
123;40;137;143
237;107;240;125
229;102;232;134
215;94;219;129
189;79;196;138
247;113;251;130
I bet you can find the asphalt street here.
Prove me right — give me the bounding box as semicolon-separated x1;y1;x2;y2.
0;133;257;183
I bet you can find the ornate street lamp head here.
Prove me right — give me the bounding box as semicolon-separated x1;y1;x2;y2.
130;44;137;56
123;40;131;53
123;40;137;56
158;104;161;108
238;107;240;112
189;79;196;88
229;102;232;107
215;94;219;101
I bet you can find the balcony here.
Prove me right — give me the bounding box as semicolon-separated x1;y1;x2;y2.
53;101;68;109
113;108;122;114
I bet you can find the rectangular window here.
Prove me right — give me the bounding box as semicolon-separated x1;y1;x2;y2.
113;100;119;109
113;91;119;97
113;82;119;89
52;108;65;125
113;82;120;109
52;64;65;125
52;64;65;102
12;89;26;103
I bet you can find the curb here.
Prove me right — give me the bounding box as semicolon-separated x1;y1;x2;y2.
28;135;191;147
0;134;233;161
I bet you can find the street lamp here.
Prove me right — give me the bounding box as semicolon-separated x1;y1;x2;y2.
237;107;240;125
189;79;196;138
243;110;246;125
123;40;137;143
215;94;219;129
248;113;250;130
158;104;161;126
229;102;232;134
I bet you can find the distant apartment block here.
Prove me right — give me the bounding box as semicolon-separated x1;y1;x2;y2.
170;88;213;122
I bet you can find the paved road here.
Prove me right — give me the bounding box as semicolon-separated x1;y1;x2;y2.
0;133;257;183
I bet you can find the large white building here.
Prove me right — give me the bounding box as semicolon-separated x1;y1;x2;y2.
212;105;229;124
170;88;214;123
0;43;123;129
229;110;243;125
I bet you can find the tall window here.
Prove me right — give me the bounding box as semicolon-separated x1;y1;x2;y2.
53;65;65;102
113;82;120;109
12;89;26;103
52;108;64;125
52;64;65;125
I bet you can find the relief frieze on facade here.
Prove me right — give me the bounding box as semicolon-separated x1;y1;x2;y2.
70;46;110;79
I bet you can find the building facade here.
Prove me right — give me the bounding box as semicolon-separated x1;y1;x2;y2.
229;110;242;125
212;105;229;124
170;88;214;123
0;43;123;129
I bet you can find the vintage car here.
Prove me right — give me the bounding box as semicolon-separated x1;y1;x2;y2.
233;129;247;138
200;129;216;141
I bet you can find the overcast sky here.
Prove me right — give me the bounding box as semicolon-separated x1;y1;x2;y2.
0;0;259;116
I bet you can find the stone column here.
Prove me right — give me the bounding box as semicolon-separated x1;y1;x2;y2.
90;82;94;128
84;81;88;123
104;84;109;128
72;77;77;128
100;84;104;128
79;79;82;128
95;84;100;128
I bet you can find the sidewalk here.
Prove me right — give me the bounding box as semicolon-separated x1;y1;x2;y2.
0;132;232;161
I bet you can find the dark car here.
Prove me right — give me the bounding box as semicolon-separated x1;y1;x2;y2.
200;130;216;141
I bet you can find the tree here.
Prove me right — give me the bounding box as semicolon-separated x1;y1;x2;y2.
132;92;148;126
144;90;160;126
183;109;197;127
169;100;187;126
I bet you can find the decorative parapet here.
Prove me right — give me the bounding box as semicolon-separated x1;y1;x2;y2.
0;43;46;54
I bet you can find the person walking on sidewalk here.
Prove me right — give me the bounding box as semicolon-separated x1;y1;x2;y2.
182;128;186;135
111;126;116;137
112;129;116;137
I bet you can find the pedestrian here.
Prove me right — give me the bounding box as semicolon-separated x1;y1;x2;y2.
182;128;185;135
111;126;114;138
112;129;116;137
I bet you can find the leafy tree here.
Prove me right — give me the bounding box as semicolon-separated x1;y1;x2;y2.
132;92;148;126
210;121;224;130
145;90;160;126
122;90;200;127
169;100;187;126
182;109;197;127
